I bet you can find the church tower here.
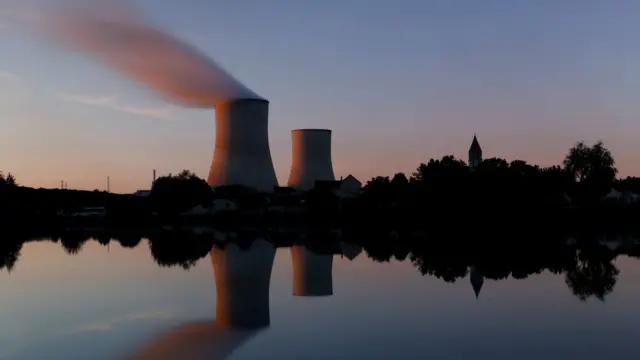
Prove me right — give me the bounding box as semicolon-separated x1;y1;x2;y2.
468;134;482;168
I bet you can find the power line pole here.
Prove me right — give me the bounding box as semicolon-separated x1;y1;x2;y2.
107;176;110;193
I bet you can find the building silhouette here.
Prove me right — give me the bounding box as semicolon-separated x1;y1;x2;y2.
468;134;483;168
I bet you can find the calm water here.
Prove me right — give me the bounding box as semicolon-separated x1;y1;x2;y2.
2;238;640;359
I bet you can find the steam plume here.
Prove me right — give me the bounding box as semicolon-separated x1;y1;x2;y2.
12;0;264;107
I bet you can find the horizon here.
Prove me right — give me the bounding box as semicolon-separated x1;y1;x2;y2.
2;0;640;193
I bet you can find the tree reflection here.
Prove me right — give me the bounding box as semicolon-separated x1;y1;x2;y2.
410;253;469;283
0;241;22;272
147;229;214;270
59;232;89;255
565;249;619;302
0;226;633;303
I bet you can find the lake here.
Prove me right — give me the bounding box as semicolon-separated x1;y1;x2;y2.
2;236;640;359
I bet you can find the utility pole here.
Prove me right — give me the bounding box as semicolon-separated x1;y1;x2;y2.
107;176;110;193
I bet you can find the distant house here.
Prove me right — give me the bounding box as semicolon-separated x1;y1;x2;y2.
313;180;342;192
180;199;238;216
338;175;362;198
340;242;363;261
69;207;106;218
603;189;640;203
134;190;151;197
309;175;363;198
273;186;297;194
268;187;304;213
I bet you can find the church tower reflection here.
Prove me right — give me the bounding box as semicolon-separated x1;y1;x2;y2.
128;238;276;360
291;245;334;296
469;266;484;299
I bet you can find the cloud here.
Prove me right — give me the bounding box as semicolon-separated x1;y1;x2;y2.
0;71;20;81
118;105;173;119
60;93;114;106
64;309;175;336
59;92;173;120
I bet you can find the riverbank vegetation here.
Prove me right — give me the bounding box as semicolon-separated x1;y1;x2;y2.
2;141;640;232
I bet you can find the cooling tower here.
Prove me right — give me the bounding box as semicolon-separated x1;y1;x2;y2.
212;239;276;329
208;99;278;192
291;245;334;296
287;129;335;190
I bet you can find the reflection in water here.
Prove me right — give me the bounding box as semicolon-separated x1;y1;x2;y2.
291;245;334;297
127;239;275;360
60;233;89;255
0;241;21;272
0;228;636;303
565;248;619;302
213;240;275;329
469;266;484;299
340;242;363;261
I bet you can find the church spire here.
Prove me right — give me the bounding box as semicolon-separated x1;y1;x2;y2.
468;134;482;168
469;134;482;154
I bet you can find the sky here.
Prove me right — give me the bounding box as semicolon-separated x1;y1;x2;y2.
1;0;640;193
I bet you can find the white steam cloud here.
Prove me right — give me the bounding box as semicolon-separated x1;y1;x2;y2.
8;0;264;107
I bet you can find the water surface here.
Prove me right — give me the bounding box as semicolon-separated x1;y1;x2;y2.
1;238;640;359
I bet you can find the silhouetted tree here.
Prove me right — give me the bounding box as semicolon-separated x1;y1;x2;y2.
391;173;409;188
3;173;17;186
361;176;392;207
563;141;617;201
149;170;213;216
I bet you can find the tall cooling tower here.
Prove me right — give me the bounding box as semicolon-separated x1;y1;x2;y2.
287;129;335;190
208;99;278;192
212;239;276;329
291;245;334;296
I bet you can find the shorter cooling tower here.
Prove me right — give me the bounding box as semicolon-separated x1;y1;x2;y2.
212;239;276;329
291;245;334;296
208;99;278;192
287;129;335;190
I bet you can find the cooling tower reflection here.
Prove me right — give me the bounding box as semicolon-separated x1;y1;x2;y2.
291;245;334;297
127;239;276;360
15;0;263;107
212;240;276;329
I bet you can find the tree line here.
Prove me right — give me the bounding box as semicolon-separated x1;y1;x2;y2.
360;140;621;207
336;141;640;229
1;140;639;228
